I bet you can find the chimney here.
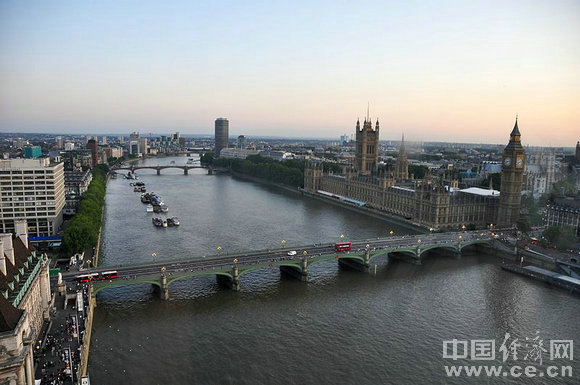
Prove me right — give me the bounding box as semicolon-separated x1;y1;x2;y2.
0;234;14;265
0;241;5;276
14;219;28;249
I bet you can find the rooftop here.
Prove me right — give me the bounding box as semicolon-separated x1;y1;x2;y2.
459;187;500;197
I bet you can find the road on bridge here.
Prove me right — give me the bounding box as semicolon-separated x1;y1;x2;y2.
60;230;502;283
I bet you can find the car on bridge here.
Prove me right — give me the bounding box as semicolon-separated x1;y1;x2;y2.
287;250;297;256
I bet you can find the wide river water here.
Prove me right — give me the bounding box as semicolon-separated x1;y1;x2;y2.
89;156;579;385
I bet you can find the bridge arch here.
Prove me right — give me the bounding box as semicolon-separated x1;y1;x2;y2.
418;244;460;258
93;279;162;295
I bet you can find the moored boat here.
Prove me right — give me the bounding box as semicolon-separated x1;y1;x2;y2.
167;217;180;226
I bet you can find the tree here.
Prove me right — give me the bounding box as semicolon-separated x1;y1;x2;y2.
200;152;214;165
479;173;501;189
408;164;429;179
542;226;578;250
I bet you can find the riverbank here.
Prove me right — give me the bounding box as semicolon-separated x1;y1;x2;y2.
228;171;425;234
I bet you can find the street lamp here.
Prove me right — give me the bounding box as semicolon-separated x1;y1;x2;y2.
389;230;394;237
339;234;345;240
303;250;308;257
459;235;463;241
417;239;422;245
216;246;222;256
462;224;466;231
365;244;370;250
152;252;157;262
281;239;286;248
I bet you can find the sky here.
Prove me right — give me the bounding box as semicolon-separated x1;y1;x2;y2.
1;0;579;146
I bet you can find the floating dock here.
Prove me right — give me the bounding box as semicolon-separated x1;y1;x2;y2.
502;264;580;294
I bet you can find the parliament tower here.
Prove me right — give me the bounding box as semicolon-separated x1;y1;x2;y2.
355;111;379;176
498;117;526;227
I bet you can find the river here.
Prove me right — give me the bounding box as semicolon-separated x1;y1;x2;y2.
88;156;579;384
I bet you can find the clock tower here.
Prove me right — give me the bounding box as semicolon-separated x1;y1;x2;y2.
498;117;526;227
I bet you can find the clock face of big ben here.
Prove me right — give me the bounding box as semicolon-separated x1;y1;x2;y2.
516;155;524;168
503;157;512;167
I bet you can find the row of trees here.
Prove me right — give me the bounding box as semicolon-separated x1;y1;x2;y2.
213;155;306;187
61;165;108;254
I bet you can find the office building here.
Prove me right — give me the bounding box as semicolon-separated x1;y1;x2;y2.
0;158;65;237
214;118;229;157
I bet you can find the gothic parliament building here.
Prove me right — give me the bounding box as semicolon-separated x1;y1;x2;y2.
305;117;525;230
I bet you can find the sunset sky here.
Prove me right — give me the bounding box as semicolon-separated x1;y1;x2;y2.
1;0;578;146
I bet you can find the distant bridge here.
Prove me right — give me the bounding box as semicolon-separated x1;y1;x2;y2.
112;165;228;175
61;231;505;301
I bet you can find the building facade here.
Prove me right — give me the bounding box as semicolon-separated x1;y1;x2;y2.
63;169;93;215
23;147;41;159
546;197;580;236
0;159;65;237
305;119;524;230
215;118;229;157
355;118;379;175
523;148;555;197
0;221;52;385
86;139;99;167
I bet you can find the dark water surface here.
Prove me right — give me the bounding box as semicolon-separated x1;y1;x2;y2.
89;156;579;385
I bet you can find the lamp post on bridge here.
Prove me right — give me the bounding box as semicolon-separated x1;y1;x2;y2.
281;239;286;249
389;230;394;238
217;246;222;256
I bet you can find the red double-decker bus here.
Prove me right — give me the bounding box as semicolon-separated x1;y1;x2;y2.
100;271;119;280
335;242;352;252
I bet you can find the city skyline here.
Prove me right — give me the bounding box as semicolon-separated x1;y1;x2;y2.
1;0;579;146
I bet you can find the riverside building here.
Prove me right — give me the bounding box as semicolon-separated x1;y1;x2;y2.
0;220;52;385
305;118;525;230
0;158;65;237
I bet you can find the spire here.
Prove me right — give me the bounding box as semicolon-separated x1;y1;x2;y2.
510;115;521;138
375;118;379;130
356;118;360;131
367;102;370;122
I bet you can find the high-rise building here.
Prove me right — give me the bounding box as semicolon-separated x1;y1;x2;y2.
215;118;229;157
86;139;99;167
394;134;409;181
55;136;63;149
237;135;246;149
101;136;107;145
138;138;148;155
355;115;379;175
498;118;526;227
0;158;65;237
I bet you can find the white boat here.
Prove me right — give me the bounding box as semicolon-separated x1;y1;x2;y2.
146;205;153;213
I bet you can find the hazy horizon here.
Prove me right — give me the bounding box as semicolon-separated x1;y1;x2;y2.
1;0;579;146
